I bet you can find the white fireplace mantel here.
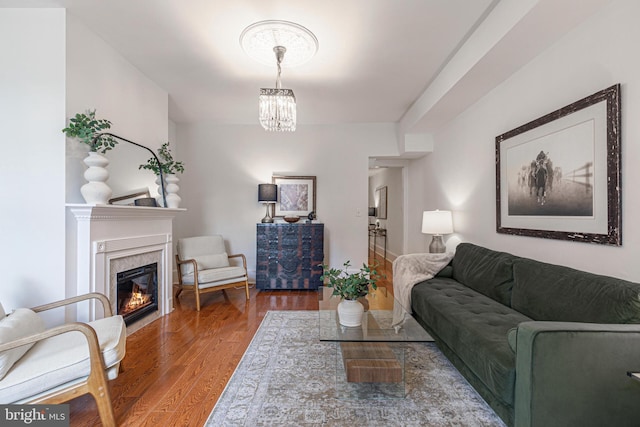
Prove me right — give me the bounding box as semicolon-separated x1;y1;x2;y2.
66;204;185;332
67;203;186;222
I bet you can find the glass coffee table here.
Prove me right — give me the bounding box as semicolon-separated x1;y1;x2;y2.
318;286;433;398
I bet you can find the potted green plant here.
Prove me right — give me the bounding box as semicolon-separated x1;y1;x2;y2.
138;142;185;175
62;109;117;153
62;109;117;205
139;142;185;208
320;261;380;327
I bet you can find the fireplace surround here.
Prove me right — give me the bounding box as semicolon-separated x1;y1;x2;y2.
67;204;184;333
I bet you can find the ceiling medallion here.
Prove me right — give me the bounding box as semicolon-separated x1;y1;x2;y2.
240;20;318;132
240;20;319;68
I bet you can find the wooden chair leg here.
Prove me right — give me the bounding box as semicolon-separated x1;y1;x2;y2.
244;279;250;300
87;370;117;427
194;287;201;311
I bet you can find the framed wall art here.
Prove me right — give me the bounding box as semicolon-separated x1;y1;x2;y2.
272;175;316;217
496;84;621;245
375;186;388;219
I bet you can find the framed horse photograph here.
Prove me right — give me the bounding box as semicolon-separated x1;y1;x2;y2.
495;84;621;246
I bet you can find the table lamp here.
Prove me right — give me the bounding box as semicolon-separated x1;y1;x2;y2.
422;210;453;253
258;184;277;223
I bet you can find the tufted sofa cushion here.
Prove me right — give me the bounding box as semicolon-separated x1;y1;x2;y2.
452;243;517;306
512;259;640;323
412;277;531;406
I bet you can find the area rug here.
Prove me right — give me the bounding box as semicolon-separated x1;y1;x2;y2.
206;311;505;426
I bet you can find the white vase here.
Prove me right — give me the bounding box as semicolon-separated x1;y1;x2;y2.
337;299;364;327
164;173;181;208
155;175;166;207
81;151;112;205
155;174;181;208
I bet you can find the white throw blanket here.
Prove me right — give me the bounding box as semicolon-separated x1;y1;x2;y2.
392;252;454;328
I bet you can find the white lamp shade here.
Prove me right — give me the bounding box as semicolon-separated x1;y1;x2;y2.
422;210;453;235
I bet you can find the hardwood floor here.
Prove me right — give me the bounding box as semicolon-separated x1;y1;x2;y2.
68;255;393;426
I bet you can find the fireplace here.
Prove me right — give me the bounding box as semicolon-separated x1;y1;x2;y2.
68;205;183;331
117;263;158;325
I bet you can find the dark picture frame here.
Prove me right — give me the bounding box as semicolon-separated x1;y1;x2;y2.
272;175;317;217
375;186;388;219
496;84;621;245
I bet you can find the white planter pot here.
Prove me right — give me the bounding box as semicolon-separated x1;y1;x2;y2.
164;173;181;208
155;175;165;207
155;174;181;208
81;151;112;205
337;299;364;327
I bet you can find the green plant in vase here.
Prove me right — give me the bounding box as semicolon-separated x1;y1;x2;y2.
320;261;379;300
62;109;117;153
62;109;117;205
320;261;380;327
139;142;185;208
139;142;185;175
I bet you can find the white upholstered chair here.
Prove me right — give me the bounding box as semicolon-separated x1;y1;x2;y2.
175;235;250;311
0;292;126;427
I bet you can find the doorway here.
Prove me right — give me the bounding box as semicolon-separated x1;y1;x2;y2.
368;164;406;266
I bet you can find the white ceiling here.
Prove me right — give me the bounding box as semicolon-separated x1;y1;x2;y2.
3;0;498;125
1;0;613;130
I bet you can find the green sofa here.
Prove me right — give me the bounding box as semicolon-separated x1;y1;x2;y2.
411;243;640;427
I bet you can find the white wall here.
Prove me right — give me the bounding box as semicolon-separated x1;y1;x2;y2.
407;0;640;281
368;167;404;260
174;123;398;279
406;155;432;253
65;13;169;203
0;9;66;312
64;12;170;302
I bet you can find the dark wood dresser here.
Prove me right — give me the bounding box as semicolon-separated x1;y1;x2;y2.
256;223;324;290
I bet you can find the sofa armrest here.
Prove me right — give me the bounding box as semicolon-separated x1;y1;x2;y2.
30;292;113;317
514;321;640;427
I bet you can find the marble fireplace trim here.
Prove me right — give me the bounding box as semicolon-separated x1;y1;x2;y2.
93;234;172;334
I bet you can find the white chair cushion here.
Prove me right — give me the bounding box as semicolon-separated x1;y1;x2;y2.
178;235;228;275
181;266;247;287
195;253;229;270
0;303;5;319
179;235;226;258
0;315;126;403
0;309;45;380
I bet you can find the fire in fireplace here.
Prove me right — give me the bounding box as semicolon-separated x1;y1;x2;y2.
116;263;158;325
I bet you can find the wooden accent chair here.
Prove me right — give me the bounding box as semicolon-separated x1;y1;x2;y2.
175;235;250;311
0;292;126;427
